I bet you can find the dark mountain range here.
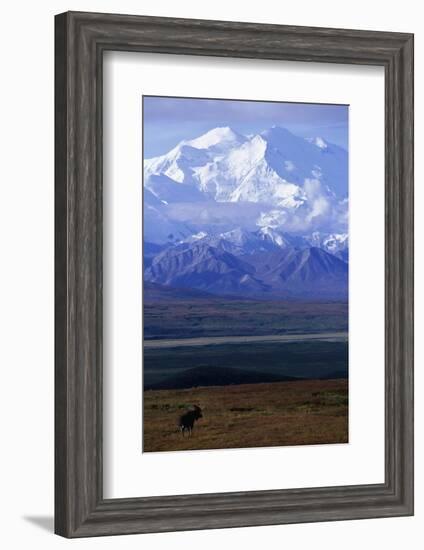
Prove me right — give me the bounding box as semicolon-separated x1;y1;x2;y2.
143;242;169;268
247;247;348;296
144;239;348;300
144;241;270;296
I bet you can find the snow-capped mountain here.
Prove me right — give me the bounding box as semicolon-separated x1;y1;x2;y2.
186;126;247;151
255;226;308;249
144;125;348;243
181;228;281;256
144;125;347;204
305;232;349;261
143;125;348;299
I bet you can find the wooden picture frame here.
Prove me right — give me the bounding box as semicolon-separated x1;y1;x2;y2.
55;11;414;537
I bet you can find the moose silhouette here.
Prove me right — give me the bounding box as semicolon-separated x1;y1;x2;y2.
178;405;203;436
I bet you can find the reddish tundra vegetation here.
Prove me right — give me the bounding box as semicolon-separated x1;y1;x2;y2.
143;378;348;453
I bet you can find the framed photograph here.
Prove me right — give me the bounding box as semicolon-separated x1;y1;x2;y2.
55;11;414;537
141;95;350;453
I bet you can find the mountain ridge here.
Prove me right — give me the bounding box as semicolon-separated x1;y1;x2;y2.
145;240;347;300
144;124;348;244
143;124;348;299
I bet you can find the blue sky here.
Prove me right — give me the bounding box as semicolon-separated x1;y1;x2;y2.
143;96;348;158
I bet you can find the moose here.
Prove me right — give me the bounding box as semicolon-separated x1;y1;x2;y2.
178;405;203;436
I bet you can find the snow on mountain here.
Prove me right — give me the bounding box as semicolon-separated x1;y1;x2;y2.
144;125;347;201
144;173;206;204
185;231;208;242
183;227;281;256
260;126;347;198
144;144;210;185
143;125;348;246
306;136;328;149
255;226;308;249
224;135;306;206
219;227;277;252
143;126;246;188
186;126;247;151
305;232;349;261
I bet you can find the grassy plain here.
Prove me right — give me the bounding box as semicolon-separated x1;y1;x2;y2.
143;379;348;452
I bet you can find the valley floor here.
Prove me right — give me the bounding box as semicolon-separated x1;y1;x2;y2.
144;330;347;349
144;298;348;340
143;379;348;453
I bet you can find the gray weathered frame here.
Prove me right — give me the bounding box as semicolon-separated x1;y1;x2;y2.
55;11;414;538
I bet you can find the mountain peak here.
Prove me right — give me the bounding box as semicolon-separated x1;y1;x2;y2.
261;125;295;141
187;126;246;150
144;123;348;237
